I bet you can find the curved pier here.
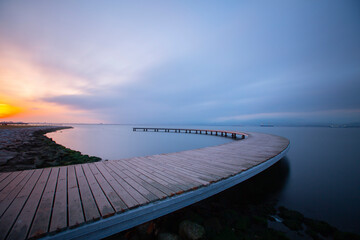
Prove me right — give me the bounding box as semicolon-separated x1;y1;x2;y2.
0;128;289;240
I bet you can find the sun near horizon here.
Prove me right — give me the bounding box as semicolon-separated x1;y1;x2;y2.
0;103;23;118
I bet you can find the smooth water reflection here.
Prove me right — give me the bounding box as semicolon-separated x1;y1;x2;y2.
46;125;233;160
47;125;360;234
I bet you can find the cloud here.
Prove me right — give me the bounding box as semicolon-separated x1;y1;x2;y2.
216;109;360;123
43;94;118;110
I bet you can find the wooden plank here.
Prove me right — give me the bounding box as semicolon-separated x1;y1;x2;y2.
171;152;238;175
127;159;188;191
134;157;208;187
82;164;114;218
131;158;198;189
119;160;176;196
0;171;34;217
112;161;168;199
0;172;11;184
0;172;21;191
175;151;243;173
67;165;85;228
153;155;222;181
170;154;235;177
28;168;59;239
0;170;31;204
74;165;100;222
125;159;185;192
6;168;51;240
105;162;158;202
0;169;43;240
49;167;68;233
88;163;127;212
143;156;211;184
101;163;149;206
114;161;167;199
176;153;237;176
94;162;138;209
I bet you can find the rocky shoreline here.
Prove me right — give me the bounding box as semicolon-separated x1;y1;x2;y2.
0;125;101;172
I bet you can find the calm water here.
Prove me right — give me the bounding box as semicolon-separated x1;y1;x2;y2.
47;125;360;234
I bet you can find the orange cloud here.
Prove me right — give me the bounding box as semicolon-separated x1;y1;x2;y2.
0;103;22;118
0;44;103;123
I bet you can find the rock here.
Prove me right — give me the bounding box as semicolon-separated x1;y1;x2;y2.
278;206;304;221
0;150;17;166
179;220;205;240
214;227;238;240
235;215;250;231
204;217;222;234
304;218;337;237
136;221;156;239
278;206;304;231
157;232;181;240
34;156;45;168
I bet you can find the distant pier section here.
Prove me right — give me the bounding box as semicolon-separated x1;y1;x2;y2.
133;127;247;139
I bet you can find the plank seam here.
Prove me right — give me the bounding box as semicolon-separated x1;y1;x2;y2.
0;171;34;218
4;169;43;240
80;165;102;219
87;164;117;215
25;168;52;239
47;167;60;233
93;163;128;210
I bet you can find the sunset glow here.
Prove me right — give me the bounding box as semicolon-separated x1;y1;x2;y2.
0;103;22;118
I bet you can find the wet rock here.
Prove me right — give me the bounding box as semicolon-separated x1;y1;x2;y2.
183;210;204;225
304;217;337;237
333;230;360;240
278;206;304;221
179;220;205;240
251;215;268;227
0;150;17;165
235;215;250;231
136;221;156;239
214;227;238;240
157;232;181;240
34;156;45;168
203;217;222;234
221;209;239;226
278;206;304;231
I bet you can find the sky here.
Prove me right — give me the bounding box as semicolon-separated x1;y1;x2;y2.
0;0;359;124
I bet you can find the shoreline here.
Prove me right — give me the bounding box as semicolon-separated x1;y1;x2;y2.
0;125;101;172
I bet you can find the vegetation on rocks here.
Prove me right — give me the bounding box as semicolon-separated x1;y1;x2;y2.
0;126;101;172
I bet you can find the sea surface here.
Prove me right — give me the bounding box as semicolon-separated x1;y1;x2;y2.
47;124;360;234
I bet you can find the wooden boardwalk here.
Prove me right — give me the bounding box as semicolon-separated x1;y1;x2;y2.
0;128;289;240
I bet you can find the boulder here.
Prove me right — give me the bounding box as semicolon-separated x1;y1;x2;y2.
157;232;181;240
179;220;205;240
0;150;17;166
